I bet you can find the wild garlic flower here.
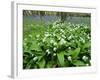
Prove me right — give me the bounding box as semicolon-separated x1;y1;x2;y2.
42;37;46;42
50;40;54;44
68;47;71;50
46;49;50;54
53;42;57;46
53;53;56;56
36;34;40;38
86;64;89;66
80;37;85;43
62;35;66;39
68;56;72;61
53;47;57;51
33;57;38;61
68;35;72;40
60;29;64;33
45;33;50;37
59;38;66;45
29;34;32;38
82;56;88;61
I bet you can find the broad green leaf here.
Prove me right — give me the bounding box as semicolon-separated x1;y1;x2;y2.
57;52;64;66
83;42;91;49
46;61;56;68
72;60;86;66
31;50;44;56
37;58;45;68
25;59;33;69
70;48;80;59
31;40;42;51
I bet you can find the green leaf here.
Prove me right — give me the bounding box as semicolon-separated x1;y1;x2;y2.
57;52;64;66
46;61;56;68
72;60;86;66
25;59;33;69
70;48;80;59
37;58;45;68
83;42;91;49
31;50;44;56
31;40;41;51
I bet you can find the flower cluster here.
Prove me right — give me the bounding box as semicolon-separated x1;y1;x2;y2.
23;20;91;69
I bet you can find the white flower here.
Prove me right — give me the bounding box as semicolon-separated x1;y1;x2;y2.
62;35;66;39
58;36;61;40
68;56;72;61
53;42;57;46
29;34;32;38
24;38;27;41
80;37;85;43
36;34;40;38
53;47;57;51
33;57;38;61
50;40;54;44
77;25;80;28
86;64;89;66
68;35;72;40
82;56;88;61
60;29;64;33
87;34;90;39
52;25;56;28
59;38;66;45
45;33;49;37
74;27;78;30
68;47;71;50
53;53;56;56
46;49;50;54
43;37;46;42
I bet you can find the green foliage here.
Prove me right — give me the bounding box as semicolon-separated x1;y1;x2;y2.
23;20;91;69
69;48;80;59
57;52;64;67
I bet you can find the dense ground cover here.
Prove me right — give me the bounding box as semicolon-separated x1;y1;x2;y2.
23;19;91;69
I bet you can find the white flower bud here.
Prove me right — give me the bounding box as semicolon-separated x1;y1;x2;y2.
36;34;40;38
82;56;88;61
50;40;54;44
68;35;72;40
53;53;56;56
53;47;57;51
62;35;66;39
68;56;72;61
86;64;89;66
33;57;38;61
24;38;27;41
43;37;46;42
68;47;71;50
60;29;64;33
53;42;57;46
46;49;50;54
29;34;32;38
59;38;66;45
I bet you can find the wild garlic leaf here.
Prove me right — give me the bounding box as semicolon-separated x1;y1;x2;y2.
72;60;86;66
37;58;45;68
70;48;80;59
57;52;64;66
31;40;42;51
83;42;91;49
